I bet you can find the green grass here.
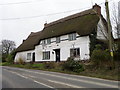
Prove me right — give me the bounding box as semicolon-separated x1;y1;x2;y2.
79;68;119;81
1;62;12;66
32;63;44;69
2;61;119;81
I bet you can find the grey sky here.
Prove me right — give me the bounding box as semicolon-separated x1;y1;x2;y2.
0;0;119;47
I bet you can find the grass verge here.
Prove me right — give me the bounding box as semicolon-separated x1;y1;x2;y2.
1;61;119;81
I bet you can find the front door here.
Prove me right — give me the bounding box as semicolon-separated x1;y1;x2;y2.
54;49;60;62
32;52;35;62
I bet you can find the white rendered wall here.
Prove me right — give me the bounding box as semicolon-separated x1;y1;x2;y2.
14;50;35;62
97;18;108;40
35;33;90;62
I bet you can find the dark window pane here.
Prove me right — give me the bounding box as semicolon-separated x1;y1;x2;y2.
70;48;80;57
27;53;31;60
47;39;51;44
56;37;60;43
43;51;50;60
68;33;76;41
42;40;46;45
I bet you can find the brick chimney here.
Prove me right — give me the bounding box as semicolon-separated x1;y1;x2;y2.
93;3;101;15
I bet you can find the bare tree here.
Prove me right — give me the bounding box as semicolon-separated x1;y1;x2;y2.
111;2;119;38
1;39;16;55
118;1;120;38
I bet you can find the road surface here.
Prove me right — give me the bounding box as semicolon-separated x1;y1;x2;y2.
1;66;119;89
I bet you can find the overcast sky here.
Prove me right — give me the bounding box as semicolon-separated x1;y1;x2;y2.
0;0;119;47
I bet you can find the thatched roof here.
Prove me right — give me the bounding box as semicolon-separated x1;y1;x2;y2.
16;8;100;52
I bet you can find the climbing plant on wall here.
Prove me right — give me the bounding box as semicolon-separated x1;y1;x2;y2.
89;28;97;56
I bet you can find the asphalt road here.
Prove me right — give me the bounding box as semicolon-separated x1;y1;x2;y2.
1;66;119;89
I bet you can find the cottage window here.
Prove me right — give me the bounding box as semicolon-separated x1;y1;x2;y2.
27;53;31;60
56;37;60;43
42;40;46;45
43;51;50;60
68;33;76;41
47;39;51;44
70;48;80;57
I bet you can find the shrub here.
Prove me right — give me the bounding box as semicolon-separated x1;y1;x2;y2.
114;52;120;61
72;62;84;73
91;49;112;69
17;58;25;64
24;63;32;68
2;54;8;62
91;50;104;63
62;57;84;73
44;62;56;69
95;44;102;50
2;62;11;66
6;54;14;63
114;42;120;61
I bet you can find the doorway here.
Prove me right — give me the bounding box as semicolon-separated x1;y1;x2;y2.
32;52;35;62
54;49;60;62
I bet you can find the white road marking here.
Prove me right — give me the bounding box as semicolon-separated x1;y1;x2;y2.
16;74;28;79
18;69;118;88
33;80;54;88
4;66;117;82
3;68;54;89
3;67;119;88
27;75;36;78
17;73;85;88
43;70;118;83
48;79;84;88
3;69;28;79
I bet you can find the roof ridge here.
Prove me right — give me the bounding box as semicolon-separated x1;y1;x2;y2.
16;7;101;52
29;31;42;37
44;8;95;28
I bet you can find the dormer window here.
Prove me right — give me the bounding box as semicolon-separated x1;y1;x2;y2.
68;33;76;41
42;40;46;45
56;37;60;43
47;38;51;44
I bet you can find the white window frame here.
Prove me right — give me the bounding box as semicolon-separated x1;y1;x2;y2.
47;38;51;44
27;53;31;60
42;40;46;45
56;37;60;43
43;51;50;60
68;33;76;41
70;48;80;57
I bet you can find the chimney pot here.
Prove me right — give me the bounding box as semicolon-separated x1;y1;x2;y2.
44;22;48;27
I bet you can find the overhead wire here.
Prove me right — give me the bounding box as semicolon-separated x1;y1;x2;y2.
0;0;114;20
0;7;91;20
0;0;114;6
0;0;42;5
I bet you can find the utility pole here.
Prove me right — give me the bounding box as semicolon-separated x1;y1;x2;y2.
105;0;114;60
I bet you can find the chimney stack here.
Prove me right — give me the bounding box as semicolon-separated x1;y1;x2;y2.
44;21;48;27
93;3;101;15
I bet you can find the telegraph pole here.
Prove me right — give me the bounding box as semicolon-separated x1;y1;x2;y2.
105;0;114;60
